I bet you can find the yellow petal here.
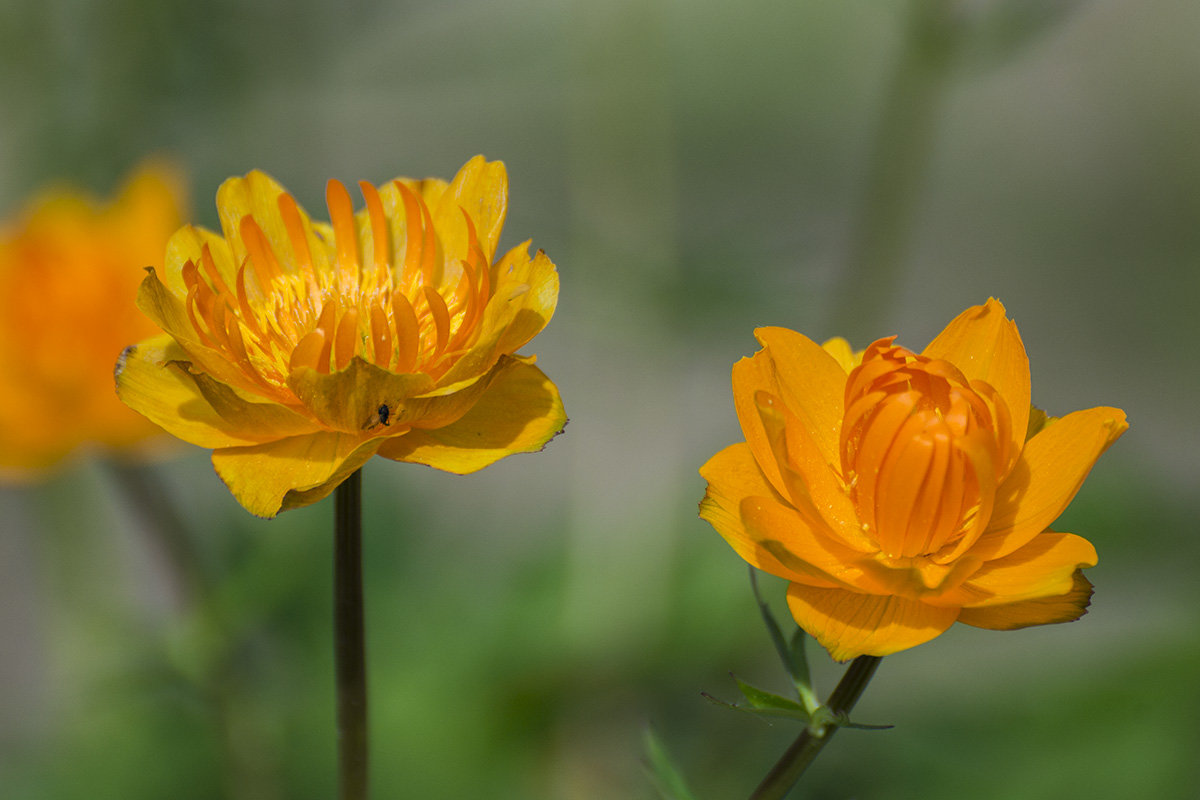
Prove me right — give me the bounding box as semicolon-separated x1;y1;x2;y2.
431;246;558;389
944;531;1096;608
753;327;848;469
957;571;1093;630
491;246;559;357
216;170;332;278
376;358;564;474
922;298;1030;477
163;224;238;296
212;432;382;518
115;334;318;448
136;267;271;399
431;155;508;264
287;356;435;433
786;583;959;661
972;406;1127;560
820;337;859;373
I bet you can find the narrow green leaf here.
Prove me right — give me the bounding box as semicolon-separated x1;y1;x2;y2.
643;726;701;800
734;676;807;714
749;568;795;680
702;692;813;723
749;567;819;712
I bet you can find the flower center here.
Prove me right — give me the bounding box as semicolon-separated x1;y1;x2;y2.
180;180;491;403
840;339;1001;562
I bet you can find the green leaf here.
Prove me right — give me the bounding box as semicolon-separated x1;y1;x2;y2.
643;726;701;800
703;691;813;723
734;676;807;714
749;568;819;713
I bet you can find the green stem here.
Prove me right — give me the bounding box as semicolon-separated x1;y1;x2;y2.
832;0;961;337
107;459;206;604
335;470;368;800
748;656;883;800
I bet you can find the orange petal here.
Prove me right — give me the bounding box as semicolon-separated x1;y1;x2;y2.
731;349;789;499
376;358;565;474
116;334;319;449
211;432;382;518
972;406;1127;560
785;583;959;661
942;531;1096;608
922;298;1030;479
752;327;848;469
752;391;874;552
700;443;841;587
957;571;1093;630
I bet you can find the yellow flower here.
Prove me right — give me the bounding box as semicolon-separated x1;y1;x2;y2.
0;161;186;477
700;299;1126;661
116;156;564;517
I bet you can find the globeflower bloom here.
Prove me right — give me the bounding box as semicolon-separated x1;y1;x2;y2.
116;156;564;517
700;300;1126;661
0;161;186;476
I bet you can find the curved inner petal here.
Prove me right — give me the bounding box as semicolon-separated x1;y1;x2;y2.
174;175;501;430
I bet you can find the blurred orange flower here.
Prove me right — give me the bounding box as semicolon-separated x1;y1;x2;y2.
0;161;186;477
700;299;1127;661
116;156;564;517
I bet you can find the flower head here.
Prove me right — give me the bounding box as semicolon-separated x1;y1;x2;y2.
0;161;186;477
116;156;564;517
700;299;1126;660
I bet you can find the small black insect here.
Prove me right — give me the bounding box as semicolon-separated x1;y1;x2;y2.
362;403;392;430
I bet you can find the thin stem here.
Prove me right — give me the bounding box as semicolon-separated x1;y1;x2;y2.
832;0;961;338
334;470;368;800
107;459;206;605
748;656;883;800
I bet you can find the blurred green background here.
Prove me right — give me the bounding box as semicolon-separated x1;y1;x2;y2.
2;0;1198;797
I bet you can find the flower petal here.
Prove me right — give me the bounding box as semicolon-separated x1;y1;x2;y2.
786;583;959;661
753;327;848;468
752;390;874;552
135;267;272;398
211;432;383;518
287;357;435;433
115;334;318;448
215;170;333;278
431;155;508;264
432;246;558;390
922;298;1030;477
972;406;1127;560
731;348;789;499
957;571;1093;630
700;443;840;587
943;531;1096;608
376;358;564;474
820;337;859;372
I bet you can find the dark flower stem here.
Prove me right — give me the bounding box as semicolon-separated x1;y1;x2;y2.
748;656;883;800
335;469;368;800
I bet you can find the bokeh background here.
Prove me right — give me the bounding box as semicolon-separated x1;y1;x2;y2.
2;0;1198;797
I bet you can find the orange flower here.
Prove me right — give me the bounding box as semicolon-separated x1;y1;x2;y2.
116;156;564;517
700;299;1126;661
0;161;186;477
